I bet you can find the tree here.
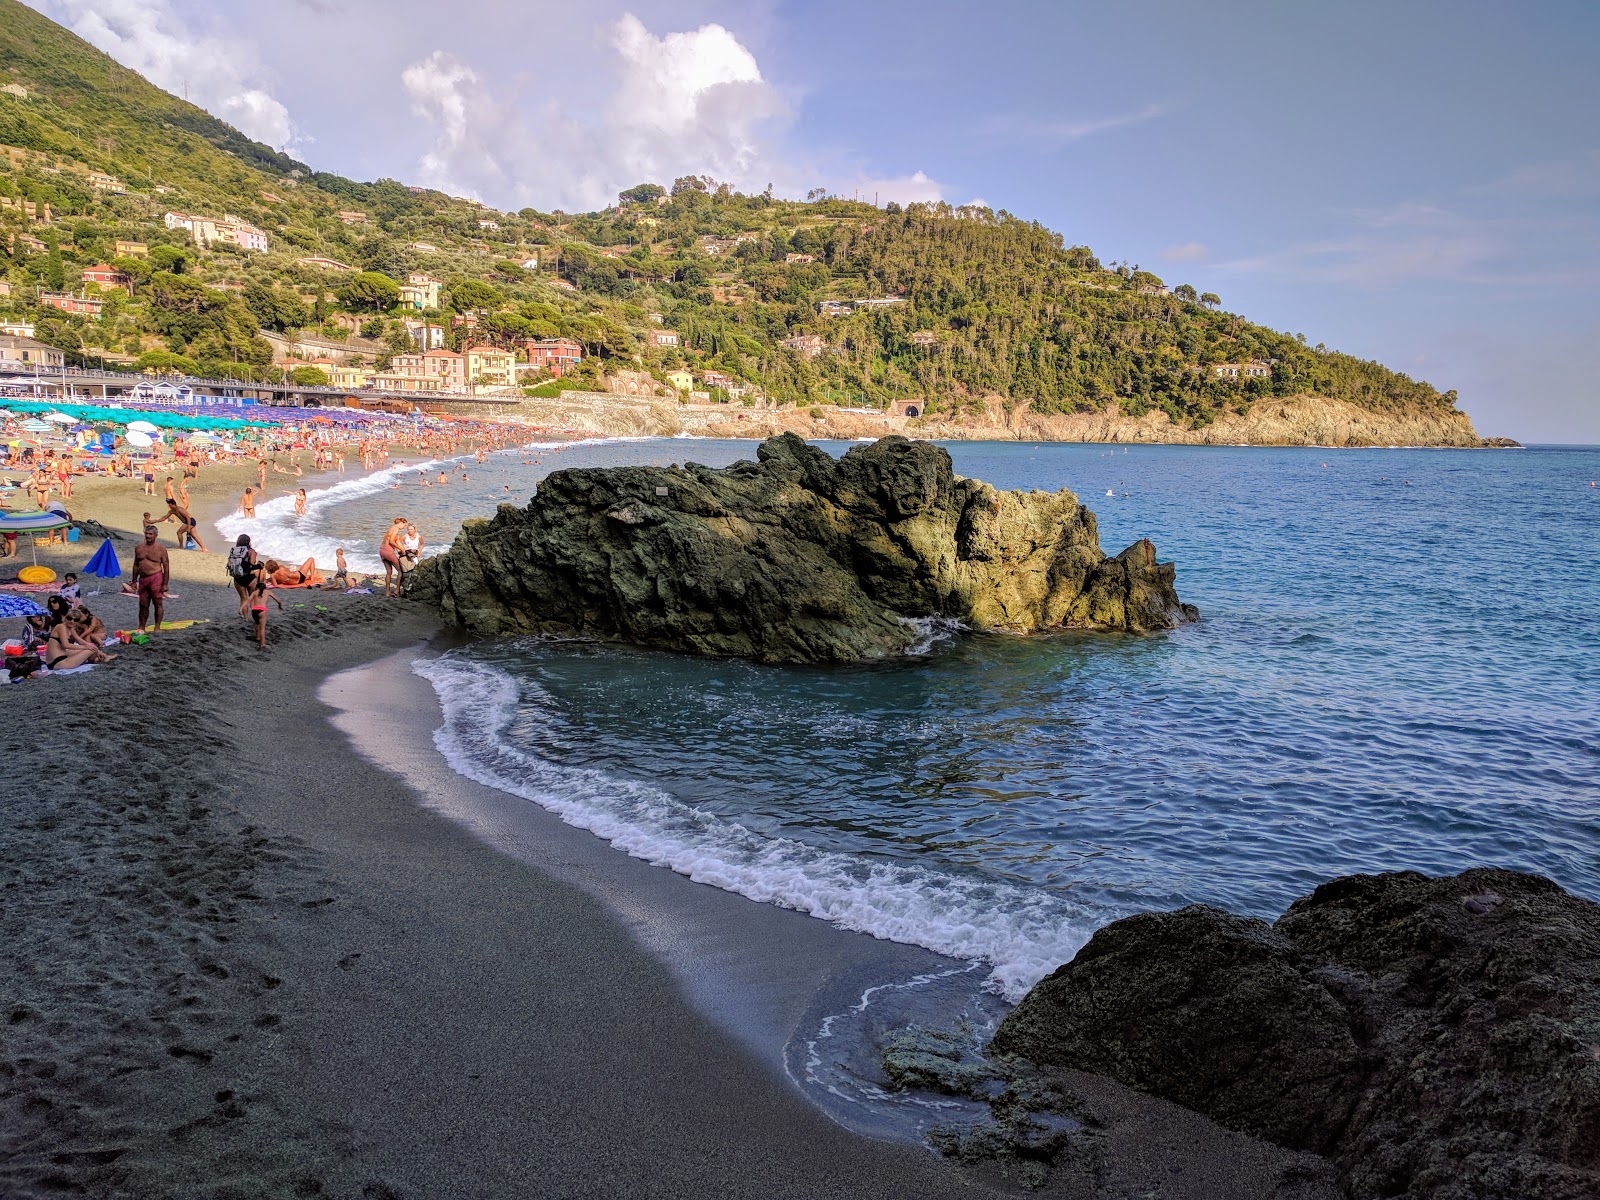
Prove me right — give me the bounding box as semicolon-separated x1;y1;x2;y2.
288;365;329;386
618;183;665;205
1173;283;1198;303
148;245;189;274
135;349;198;375
244;281;310;331
1200;292;1221;310
336;271;401;311
446;278;502;311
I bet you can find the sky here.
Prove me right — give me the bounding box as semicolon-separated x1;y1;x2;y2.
21;0;1600;443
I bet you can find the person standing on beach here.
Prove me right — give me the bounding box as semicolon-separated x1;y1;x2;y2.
131;525;169;634
380;516;406;598
245;568;283;649
241;488;257;518
294;488;308;516
163;498;208;552
163;476;176;506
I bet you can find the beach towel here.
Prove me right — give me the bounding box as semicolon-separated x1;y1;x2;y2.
0;581;60;594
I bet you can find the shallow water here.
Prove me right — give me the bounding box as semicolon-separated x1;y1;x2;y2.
283;437;1600;1003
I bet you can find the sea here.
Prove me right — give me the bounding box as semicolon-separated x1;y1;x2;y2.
225;436;1599;1122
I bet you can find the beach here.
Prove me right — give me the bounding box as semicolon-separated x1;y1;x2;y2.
0;448;1353;1198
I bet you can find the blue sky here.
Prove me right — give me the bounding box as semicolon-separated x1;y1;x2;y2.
26;0;1600;442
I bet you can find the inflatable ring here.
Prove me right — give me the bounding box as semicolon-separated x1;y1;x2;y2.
18;565;56;584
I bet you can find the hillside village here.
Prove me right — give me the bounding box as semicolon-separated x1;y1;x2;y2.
0;0;1460;427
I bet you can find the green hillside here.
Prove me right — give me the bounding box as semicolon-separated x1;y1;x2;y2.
0;0;1461;425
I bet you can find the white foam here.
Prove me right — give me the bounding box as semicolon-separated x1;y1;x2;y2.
897;616;967;656
413;653;1106;1001
215;458;443;573
210;435;675;573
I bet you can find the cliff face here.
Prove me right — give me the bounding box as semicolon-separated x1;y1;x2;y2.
409;433;1196;663
489;392;1501;449
990;868;1600;1200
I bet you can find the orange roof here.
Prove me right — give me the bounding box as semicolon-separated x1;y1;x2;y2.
464;344;509;354
421;348;463;358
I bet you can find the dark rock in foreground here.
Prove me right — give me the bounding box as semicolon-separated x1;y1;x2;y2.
990;868;1600;1200
410;433;1196;663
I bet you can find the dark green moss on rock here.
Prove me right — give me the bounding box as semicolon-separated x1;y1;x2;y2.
409;433;1196;663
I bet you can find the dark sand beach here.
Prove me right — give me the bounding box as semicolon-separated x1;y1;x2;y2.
1;457;1338;1199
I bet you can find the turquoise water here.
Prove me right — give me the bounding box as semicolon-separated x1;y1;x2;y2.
267;438;1600;999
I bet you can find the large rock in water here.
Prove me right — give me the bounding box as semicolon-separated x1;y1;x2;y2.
989;868;1600;1200
408;433;1196;662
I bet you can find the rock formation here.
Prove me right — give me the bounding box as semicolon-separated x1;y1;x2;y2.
990;868;1600;1200
408;433;1196;663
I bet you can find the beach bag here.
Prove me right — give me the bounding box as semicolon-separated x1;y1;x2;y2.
225;545;253;585
8;653;40;681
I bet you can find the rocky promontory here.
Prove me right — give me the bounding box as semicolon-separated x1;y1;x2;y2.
989;868;1600;1200
408;433;1196;663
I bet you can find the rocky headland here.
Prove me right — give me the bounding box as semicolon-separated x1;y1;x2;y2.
409;433;1196;663
469;392;1518;449
977;868;1600;1199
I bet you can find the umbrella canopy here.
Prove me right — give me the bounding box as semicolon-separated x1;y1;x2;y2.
43;412;75;424
126;420;159;433
0;594;48;619
20;420;53;433
82;537;122;580
0;511;71;533
0;508;70;566
126;430;154;448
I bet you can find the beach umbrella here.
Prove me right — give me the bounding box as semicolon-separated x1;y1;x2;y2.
0;508;71;565
126;419;158;433
126;430;154;448
0;593;48;620
81;537;121;589
44;412;75;425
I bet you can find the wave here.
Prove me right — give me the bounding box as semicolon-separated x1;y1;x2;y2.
214;457;444;573
413;653;1109;1001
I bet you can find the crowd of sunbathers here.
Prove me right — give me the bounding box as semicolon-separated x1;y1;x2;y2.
7;575;118;680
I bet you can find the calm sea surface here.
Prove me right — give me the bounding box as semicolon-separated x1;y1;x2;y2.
246;438;1600;1000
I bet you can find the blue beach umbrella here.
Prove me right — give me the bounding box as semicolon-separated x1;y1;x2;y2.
83;537;122;582
0;593;47;620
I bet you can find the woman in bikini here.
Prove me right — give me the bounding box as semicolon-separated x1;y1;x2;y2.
45;616;116;670
263;558;325;588
293;488;308;517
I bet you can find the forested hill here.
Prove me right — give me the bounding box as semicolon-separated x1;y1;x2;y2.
0;0;1462;427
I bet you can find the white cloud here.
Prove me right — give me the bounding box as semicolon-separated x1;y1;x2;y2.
1213;200;1600;290
1161;241;1208;262
840;170;947;206
980;102;1169;148
402;12;790;211
23;0;305;153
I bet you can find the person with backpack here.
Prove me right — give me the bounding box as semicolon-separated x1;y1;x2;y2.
226;534;263;619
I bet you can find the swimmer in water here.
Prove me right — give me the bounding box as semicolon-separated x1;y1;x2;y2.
1106;488;1114;497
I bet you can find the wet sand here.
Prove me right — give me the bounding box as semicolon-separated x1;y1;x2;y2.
0;452;1339;1198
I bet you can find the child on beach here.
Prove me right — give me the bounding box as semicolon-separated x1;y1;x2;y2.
59;573;80;606
331;548;349;590
245;568;283;649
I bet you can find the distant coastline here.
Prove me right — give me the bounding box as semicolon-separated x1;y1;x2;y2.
444;391;1519;449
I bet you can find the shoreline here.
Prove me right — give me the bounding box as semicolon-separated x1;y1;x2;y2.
2;435;1342;1197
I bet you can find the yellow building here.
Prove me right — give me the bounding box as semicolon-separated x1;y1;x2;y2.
465;344;516;390
665;369;693;392
327;364;370;389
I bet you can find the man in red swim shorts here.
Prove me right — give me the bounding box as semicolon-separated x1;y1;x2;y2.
131;525;170;633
